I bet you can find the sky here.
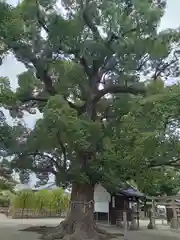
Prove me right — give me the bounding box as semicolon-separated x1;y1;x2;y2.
1;0;180;185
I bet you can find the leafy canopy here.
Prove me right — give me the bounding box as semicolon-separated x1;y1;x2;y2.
0;0;180;190
0;110;19;190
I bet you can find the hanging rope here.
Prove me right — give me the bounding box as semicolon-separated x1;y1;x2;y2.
70;200;94;205
70;200;94;213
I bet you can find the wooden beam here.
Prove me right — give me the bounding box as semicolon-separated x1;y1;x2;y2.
146;195;180;200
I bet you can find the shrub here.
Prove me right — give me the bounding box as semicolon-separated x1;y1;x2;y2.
34;190;52;211
11;190;34;209
0;190;13;207
11;188;70;213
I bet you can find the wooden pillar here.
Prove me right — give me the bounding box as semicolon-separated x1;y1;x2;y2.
130;204;138;230
123;211;128;240
147;199;156;229
137;200;140;229
172;199;177;218
152;199;156;225
171;199;178;229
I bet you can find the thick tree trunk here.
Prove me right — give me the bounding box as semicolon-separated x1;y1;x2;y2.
41;183;118;240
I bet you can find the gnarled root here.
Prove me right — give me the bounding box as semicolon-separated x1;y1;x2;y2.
94;225;124;238
42;223;109;240
41;219;123;240
62;228;107;240
41;220;74;240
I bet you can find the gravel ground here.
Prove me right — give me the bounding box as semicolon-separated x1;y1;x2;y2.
126;229;180;240
0;215;180;240
0;226;37;240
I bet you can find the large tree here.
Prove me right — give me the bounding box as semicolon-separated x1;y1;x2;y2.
137;168;180;196
1;0;180;239
0;109;23;190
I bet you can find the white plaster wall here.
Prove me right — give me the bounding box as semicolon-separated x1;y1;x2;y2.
94;184;110;213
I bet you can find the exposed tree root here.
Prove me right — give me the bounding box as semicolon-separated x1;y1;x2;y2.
21;182;124;240
41;219;74;240
20;226;53;234
21;221;123;240
94;225;123;238
39;219;123;240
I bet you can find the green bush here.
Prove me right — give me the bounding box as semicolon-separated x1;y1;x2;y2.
35;190;52;211
11;188;70;212
11;190;34;209
0;190;14;207
50;189;70;212
0;196;10;207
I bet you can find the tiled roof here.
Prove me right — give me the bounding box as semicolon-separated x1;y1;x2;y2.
32;182;57;191
119;187;145;198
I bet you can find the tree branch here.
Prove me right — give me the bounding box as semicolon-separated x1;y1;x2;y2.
152;60;175;80
152;50;179;80
136;54;149;71
56;132;67;171
20;151;60;174
21;96;48;103
35;0;49;33
79;55;92;77
149;158;180;168
82;9;101;41
21;95;81;112
93;84;146;104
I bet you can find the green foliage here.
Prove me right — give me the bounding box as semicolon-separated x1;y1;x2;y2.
0;177;15;191
51;189;69;211
11;189;70;212
35;190;52;211
0;190;13;207
137;169;180;196
97;81;180;189
0;0;180;195
11;190;34;209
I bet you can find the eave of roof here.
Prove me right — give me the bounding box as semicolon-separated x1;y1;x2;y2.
118;188;145;198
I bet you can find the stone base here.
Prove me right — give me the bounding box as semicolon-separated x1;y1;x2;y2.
147;219;156;229
116;220;124;228
170;218;179;229
129;223;138;230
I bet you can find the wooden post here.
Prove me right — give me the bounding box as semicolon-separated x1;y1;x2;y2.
171;199;178;229
123;211;128;240
152;200;156;226
108;211;110;225
96;212;98;222
172;199;177;218
137;200;140;229
147;200;156;229
130;204;138;230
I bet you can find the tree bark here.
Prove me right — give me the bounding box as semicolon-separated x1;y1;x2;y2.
41;183;118;240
